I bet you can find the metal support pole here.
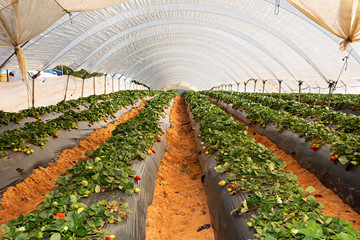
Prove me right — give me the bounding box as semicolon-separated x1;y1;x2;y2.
254;79;258;93
244;83;247;93
298;81;303;102
30;71;41;108
237;83;240;92
104;75;107;94
112;76;114;93
93;76;96;95
64;72;72;101
32;76;35;108
327;81;335;108
278;80;283;99
81;77;85;98
262;80;266;94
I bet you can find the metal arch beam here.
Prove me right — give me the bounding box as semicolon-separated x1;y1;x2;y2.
82;5;325;81
101;30;262;80
132;60;221;88
118;50;235;86
105;42;251;84
37;3;318;81
96;26;278;81
114;39;255;80
144;67;215;90
148;70;211;90
96;41;246;82
156;76;209;90
84;21;288;81
128;57;223;88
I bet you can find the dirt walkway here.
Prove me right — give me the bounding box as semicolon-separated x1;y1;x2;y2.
146;96;214;240
218;104;360;231
0;102;146;228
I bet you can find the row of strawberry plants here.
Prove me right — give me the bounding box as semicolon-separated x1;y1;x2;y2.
0;90;155;155
184;91;359;240
0;90;145;125
0;90;177;240
205;91;360;166
222;92;360;134
266;93;360;111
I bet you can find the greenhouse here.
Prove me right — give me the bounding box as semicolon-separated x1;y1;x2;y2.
0;0;360;239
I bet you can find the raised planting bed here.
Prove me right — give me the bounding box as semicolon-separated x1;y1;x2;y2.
265;93;360;112
224;92;360;134
0;91;156;196
184;91;360;240
0;90;177;240
205;91;360;214
0;91;157;154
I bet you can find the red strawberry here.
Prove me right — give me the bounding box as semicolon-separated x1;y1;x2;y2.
88;124;92;127
135;175;141;181
162;109;165;112
310;145;319;150
149;145;153;148
54;133;59;138
105;237;114;240
113;115;116;118
206;145;210;148
157;138;161;142
228;184;234;189
54;212;65;220
161;131;165;134
277;130;281;133
151;148;156;153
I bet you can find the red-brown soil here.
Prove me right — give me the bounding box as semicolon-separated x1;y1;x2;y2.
0;102;145;231
146;96;214;240
221;105;360;231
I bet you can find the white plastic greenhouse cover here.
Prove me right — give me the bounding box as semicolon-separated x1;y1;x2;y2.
1;0;360;92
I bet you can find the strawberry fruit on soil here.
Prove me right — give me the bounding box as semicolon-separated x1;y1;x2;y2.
53;133;59;138
135;175;141;181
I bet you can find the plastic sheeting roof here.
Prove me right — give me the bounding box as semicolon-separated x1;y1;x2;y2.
1;0;360;91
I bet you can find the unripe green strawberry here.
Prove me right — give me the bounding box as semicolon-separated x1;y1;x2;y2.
81;180;88;186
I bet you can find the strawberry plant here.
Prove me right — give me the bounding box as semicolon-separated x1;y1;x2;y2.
185;91;359;239
205;91;360;166
0;90;177;240
0;91;158;155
